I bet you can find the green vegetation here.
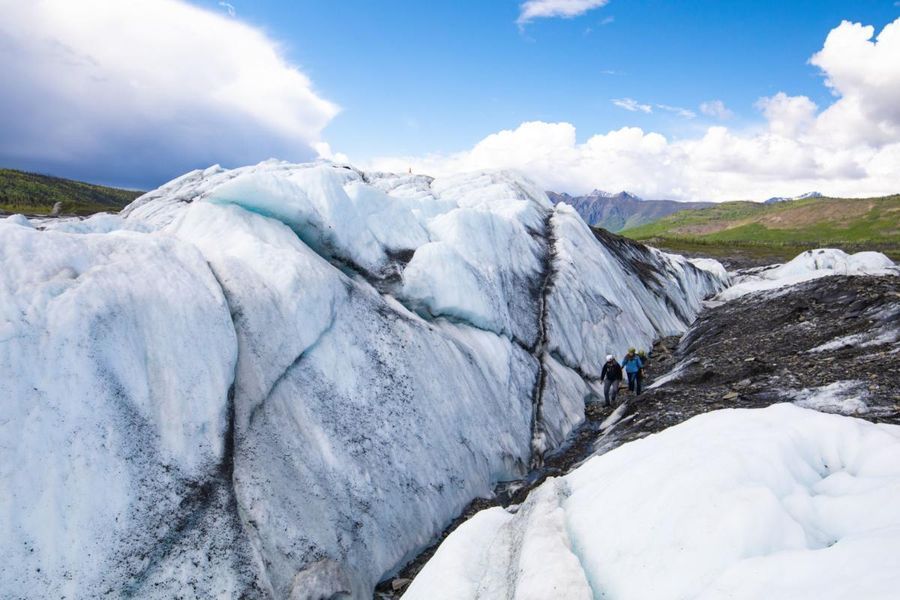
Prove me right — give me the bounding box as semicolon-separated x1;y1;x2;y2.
0;169;143;216
621;195;900;262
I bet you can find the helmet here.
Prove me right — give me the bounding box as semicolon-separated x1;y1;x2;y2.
606;354;614;361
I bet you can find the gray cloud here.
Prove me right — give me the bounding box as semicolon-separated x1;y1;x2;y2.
0;0;338;189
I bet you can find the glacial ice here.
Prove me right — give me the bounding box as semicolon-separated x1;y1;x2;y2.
405;404;900;600
0;219;257;597
789;380;871;415
716;248;897;301
0;161;726;598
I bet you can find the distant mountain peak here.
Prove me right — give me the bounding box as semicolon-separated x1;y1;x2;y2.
546;189;713;232
764;191;822;204
587;189;643;201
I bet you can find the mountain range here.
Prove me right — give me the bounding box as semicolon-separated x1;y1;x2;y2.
547;189;714;232
621;193;900;262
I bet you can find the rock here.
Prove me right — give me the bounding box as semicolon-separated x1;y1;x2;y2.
722;391;740;400
391;578;412;592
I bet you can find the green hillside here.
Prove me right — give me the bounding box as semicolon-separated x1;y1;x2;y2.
621;194;900;262
0;169;143;216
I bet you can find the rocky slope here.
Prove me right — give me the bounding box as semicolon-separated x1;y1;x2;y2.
0;162;726;599
599;274;899;451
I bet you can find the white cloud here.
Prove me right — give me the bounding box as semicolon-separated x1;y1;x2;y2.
0;0;338;187
218;1;236;17
699;100;734;120
755;92;817;137
656;104;696;119
601;16;615;25
517;0;610;26
313;142;350;165
809;19;900;147
367;19;900;201
612;98;653;113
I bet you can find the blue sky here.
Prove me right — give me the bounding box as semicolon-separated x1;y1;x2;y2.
2;0;899;198
203;0;899;159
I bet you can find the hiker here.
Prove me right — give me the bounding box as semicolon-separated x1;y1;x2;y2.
622;348;644;395
636;350;648;394
600;354;623;406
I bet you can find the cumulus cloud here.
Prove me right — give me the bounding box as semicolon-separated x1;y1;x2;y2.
756;93;817;137
313;142;350;165
809;19;900;147
612;98;653;113
517;0;610;26
369;18;900;201
699;100;734;120
0;0;338;187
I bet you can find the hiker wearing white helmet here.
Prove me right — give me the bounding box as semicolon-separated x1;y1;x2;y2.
600;354;624;406
622;348;644;395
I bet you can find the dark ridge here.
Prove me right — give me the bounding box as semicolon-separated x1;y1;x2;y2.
528;210;558;470
0;168;143;216
591;226;668;283
549;190;713;232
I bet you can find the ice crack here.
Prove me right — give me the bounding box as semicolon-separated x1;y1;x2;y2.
529;210;557;470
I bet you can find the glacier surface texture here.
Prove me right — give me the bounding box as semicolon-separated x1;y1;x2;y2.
405;404;900;600
0;162;726;598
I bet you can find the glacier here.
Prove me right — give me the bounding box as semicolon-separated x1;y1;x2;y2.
404;404;900;600
0;161;726;598
716;248;898;301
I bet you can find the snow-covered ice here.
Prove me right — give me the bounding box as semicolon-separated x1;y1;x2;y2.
716;248;897;301
788;380;870;415
405;404;900;600
0;161;727;598
646;357;695;389
688;257;731;282
810;328;899;353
